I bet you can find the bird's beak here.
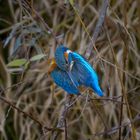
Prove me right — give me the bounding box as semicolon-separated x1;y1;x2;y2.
64;50;72;62
64;52;68;62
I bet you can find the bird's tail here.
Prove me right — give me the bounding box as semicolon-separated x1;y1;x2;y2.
91;83;104;97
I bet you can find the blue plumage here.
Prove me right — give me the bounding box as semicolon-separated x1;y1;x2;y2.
54;45;80;90
54;45;103;96
68;52;103;96
55;45;69;71
50;66;80;95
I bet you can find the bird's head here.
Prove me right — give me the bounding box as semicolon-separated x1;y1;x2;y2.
64;50;72;62
55;45;72;70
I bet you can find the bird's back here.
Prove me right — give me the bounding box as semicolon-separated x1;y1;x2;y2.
68;52;103;96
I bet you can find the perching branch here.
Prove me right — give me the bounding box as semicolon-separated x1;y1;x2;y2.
51;95;74;140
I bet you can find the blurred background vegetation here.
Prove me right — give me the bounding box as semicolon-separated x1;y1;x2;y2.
0;0;140;140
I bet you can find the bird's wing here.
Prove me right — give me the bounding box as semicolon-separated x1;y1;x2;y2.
50;67;80;94
65;56;80;88
67;70;79;88
71;53;98;75
68;52;99;84
66;52;103;96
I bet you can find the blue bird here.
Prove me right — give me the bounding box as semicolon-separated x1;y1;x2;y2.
55;45;79;88
48;58;80;95
55;45;104;96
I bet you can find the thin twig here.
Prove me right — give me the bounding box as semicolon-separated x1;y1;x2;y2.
118;22;136;140
21;0;58;44
119;96;124;140
91;100;113;140
92;114;140;137
64;118;68;140
0;94;42;127
0;94;63;133
88;96;126;105
85;0;109;59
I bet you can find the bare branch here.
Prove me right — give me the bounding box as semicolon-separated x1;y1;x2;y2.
51;95;74;140
92;114;140;137
85;0;109;59
0;93;63;134
21;0;58;44
0;94;42;127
